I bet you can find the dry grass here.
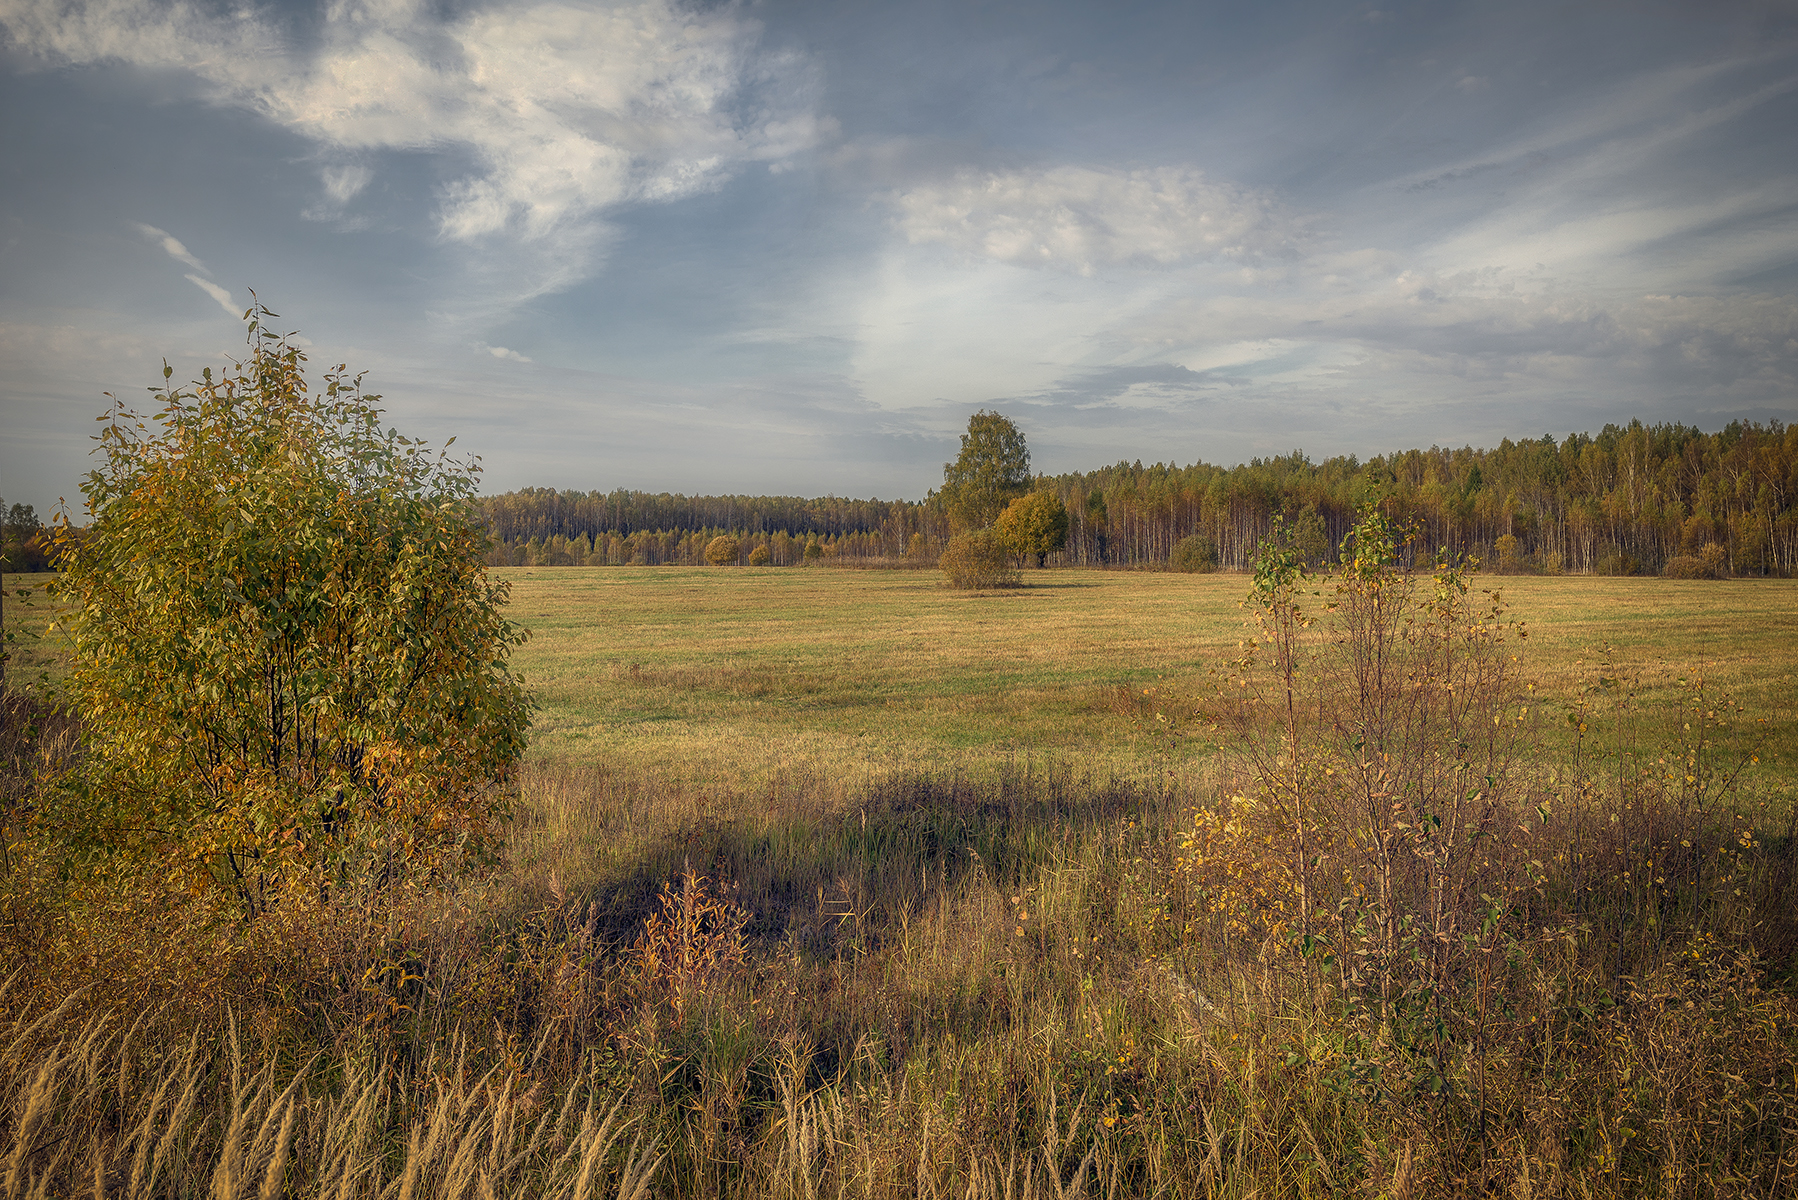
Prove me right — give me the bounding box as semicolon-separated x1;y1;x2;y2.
6;564;1798;1195
498;567;1798;790
0;998;663;1199
9;747;1795;1196
12;569;1794;786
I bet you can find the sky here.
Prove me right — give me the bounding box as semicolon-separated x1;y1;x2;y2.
2;0;1796;509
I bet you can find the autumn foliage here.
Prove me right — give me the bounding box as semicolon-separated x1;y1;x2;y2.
994;489;1069;567
939;528;1020;590
48;306;530;916
705;534;742;565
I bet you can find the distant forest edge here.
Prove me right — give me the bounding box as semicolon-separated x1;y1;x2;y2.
480;419;1798;576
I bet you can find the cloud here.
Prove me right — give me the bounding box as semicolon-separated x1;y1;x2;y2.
131;221;207;272
183;273;238;317
480;344;533;363
320;164;372;206
891;166;1305;274
4;0;826;304
1122;266;1798;407
1028;362;1222;410
136;220;237;315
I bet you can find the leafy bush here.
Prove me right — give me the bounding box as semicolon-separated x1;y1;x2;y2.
1667;542;1730;579
48;306;530;916
1168;533;1218;573
704;535;741;566
939;529;1019;590
1703;540;1731;576
747;543;771;566
0;500;50;573
1179;507;1790;1180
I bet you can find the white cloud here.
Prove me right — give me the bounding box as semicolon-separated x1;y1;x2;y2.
891;166;1304;274
1122;268;1798;404
130;221;207;272
481;344;533;363
320;164;372;206
4;0;825;304
183;273;239;317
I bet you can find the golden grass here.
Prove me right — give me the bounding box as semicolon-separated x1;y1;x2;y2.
12;566;1791;784
0;1000;664;1199
499;566;1798;789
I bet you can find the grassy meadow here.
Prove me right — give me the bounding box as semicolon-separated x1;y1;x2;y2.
504;566;1798;790
7;563;1798;1197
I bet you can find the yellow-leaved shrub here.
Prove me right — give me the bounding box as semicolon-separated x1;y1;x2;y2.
47;304;531;924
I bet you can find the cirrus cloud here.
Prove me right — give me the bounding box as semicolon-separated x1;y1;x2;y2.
130;221;208;272
182;273;239;318
891;165;1307;275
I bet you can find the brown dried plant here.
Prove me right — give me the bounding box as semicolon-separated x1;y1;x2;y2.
634;867;750;1020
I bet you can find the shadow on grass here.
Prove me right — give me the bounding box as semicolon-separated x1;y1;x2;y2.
513;758;1158;954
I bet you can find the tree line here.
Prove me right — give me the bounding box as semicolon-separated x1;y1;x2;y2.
0;501;50;573
479;419;1798;575
1048;419;1798;575
485;524;931;568
480;488;932;544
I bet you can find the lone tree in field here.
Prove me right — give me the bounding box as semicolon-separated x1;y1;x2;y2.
994;489;1068;568
705;534;741;565
941;410;1030;532
52;304;531;915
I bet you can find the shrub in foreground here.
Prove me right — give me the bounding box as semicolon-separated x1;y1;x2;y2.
46;305;530;919
939;528;1020;589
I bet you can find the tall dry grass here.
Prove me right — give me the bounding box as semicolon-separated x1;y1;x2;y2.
7;743;1795;1196
0;995;661;1199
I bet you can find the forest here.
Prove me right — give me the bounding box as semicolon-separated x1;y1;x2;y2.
477;419;1798;575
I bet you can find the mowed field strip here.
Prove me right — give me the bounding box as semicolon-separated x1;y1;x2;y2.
502;567;1798;790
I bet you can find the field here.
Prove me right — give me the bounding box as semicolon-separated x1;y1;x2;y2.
13;567;1793;775
505;566;1798;790
6;563;1798;1197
